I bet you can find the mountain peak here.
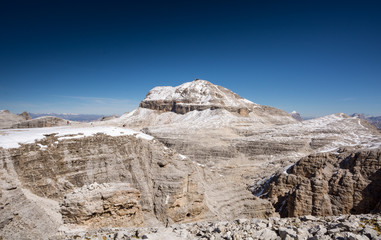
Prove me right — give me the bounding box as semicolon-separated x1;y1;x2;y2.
290;110;303;121
140;79;257;115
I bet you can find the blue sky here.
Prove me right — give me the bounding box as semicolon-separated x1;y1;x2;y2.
1;0;380;117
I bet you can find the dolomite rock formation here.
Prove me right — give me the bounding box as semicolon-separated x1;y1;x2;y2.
139;79;260;116
19;111;32;120
101;79;381;226
60;183;144;228
0;127;219;239
254;148;381;218
2;79;381;239
0;109;31;129
11;116;67;128
134;79;297;125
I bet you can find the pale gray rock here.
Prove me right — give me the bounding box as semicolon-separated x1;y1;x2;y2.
279;227;297;240
0;133;208;239
0;109;28;129
60;182;144;228
257;228;278;240
11;116;67;128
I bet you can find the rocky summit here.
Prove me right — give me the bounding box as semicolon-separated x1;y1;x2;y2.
1;79;381;239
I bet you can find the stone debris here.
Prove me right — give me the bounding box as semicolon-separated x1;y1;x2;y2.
52;214;381;239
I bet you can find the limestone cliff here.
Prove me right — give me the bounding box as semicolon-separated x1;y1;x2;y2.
0;129;214;239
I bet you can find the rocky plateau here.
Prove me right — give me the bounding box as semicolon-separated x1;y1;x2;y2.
1;79;380;239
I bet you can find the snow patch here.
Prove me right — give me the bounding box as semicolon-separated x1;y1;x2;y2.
282;164;293;176
0;126;154;149
143;79;258;108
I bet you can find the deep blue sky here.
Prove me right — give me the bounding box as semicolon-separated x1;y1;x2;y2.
1;0;380;116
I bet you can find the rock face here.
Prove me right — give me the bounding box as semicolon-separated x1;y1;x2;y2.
254;148;381;218
138;79;295;121
11;116;67;128
140;79;259;116
0;129;213;239
60;182;144;228
0;109;30;128
19;111;32;120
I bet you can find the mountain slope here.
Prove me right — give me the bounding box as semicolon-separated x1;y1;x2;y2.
100;79;381;222
113;79;297;130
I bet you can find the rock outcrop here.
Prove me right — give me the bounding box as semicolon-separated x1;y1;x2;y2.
139;79;259;116
60;182;144;228
254;148;381;218
139;79;294;120
0;128;216;239
11;116;67;128
0;110;30;129
19;111;32;120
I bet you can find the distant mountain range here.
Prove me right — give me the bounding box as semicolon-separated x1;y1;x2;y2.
28;113;113;122
351;113;381;130
290;112;381;131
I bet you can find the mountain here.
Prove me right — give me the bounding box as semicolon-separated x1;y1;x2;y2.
29;113;109;122
0;110;31;128
140;79;259;115
112;79;297;130
1;79;380;239
352;113;381;130
290;110;303;121
103;79;381;223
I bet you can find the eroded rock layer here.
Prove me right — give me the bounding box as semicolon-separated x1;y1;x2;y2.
60;183;144;228
0;133;214;239
254;148;381;217
11;116;67;128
